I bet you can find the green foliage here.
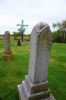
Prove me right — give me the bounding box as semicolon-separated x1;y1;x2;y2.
24;35;30;41
13;32;21;40
52;23;57;29
53;30;66;43
52;20;66;43
61;20;66;30
52;30;62;43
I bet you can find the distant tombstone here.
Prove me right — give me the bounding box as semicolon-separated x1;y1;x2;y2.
16;36;21;46
3;31;13;60
17;22;55;100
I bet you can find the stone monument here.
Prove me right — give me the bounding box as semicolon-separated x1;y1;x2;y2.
3;31;13;60
17;22;55;100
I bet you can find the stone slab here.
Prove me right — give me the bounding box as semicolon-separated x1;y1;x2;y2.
25;76;49;94
17;84;55;100
3;52;14;60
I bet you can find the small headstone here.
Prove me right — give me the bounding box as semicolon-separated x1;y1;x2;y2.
3;31;13;60
17;22;55;100
16;36;21;46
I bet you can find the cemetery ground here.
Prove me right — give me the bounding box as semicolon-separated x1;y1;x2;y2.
0;38;66;100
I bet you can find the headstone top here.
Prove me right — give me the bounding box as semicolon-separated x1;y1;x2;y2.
36;22;49;29
4;31;10;40
32;22;50;35
4;31;10;34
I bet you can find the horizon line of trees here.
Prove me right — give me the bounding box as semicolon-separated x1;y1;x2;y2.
0;19;65;44
52;20;66;43
13;19;66;44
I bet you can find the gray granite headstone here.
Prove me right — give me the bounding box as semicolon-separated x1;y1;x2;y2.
17;22;55;100
3;31;13;60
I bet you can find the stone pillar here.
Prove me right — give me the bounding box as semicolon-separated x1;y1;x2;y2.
18;22;55;100
3;31;13;60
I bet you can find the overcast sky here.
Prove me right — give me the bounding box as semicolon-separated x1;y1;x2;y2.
0;0;66;34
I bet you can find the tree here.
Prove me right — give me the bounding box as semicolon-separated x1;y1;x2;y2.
17;20;28;42
61;20;66;30
60;20;66;42
52;23;57;29
52;23;61;30
13;32;20;40
52;20;66;43
52;30;62;43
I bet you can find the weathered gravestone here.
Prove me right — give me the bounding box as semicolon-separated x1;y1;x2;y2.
3;31;13;60
17;22;55;100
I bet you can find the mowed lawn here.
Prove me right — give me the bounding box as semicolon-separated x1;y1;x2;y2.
0;39;66;100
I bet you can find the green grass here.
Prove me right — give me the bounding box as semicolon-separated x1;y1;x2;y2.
48;43;66;100
0;39;66;100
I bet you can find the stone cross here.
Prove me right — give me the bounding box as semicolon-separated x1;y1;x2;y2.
18;22;55;100
3;31;13;60
17;20;28;42
17;20;28;30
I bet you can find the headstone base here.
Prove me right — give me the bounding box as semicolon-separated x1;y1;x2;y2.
17;80;55;100
3;51;14;60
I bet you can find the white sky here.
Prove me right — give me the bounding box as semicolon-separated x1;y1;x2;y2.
0;0;66;34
